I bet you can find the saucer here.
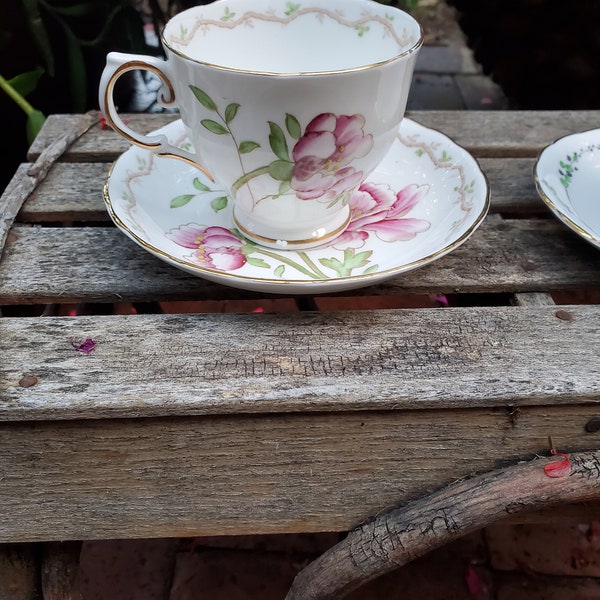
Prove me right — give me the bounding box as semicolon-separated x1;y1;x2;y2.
103;118;489;294
535;128;600;250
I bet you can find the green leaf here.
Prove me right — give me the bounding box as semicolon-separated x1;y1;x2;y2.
170;194;194;208
26;109;46;144
43;2;97;17
278;180;291;195
268;160;294;182
285;114;301;139
363;264;379;274
22;0;55;76
246;256;270;268
274;264;286;278
239;140;260;154
319;249;373;277
65;32;86;112
9;67;44;98
344;248;372;269
319;257;344;273
224;103;240;124
268;121;289;161
211;196;228;212
201;119;228;135
193;178;211;192
189;85;218;111
221;7;236;21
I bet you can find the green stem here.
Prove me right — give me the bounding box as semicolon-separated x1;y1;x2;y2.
254;248;325;279
231;165;271;196
297;251;329;279
0;74;36;116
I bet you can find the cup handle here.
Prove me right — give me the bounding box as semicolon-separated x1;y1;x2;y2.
99;51;215;181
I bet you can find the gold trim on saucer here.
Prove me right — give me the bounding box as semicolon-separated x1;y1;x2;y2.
102;118;490;293
232;211;352;247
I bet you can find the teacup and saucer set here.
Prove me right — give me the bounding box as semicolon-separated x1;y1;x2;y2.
100;0;490;294
535;128;600;251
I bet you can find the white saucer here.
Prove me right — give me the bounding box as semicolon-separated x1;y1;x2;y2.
103;118;489;294
535;128;600;250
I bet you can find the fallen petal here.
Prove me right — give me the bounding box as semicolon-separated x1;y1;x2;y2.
71;338;96;355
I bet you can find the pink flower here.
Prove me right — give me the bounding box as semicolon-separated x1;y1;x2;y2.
332;182;431;248
167;224;247;271
291;113;373;201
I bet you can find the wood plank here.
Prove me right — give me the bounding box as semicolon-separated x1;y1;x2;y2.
26;111;600;163
1;305;599;421
11;158;545;223
478;157;548;216
1;404;600;542
17;163;111;222
2;216;599;304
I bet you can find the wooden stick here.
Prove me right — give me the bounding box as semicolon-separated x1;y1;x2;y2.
285;450;600;600
0;110;100;259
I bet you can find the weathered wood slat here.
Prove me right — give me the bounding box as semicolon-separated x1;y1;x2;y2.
11;158;546;222
26;111;600;163
1;216;599;304
1;305;599;421
17;163;111;222
1;405;600;542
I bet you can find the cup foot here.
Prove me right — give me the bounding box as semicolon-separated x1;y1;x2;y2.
233;206;351;251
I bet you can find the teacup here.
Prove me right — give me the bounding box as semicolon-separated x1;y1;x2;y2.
99;0;422;249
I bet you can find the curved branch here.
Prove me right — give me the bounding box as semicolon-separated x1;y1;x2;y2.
286;450;600;600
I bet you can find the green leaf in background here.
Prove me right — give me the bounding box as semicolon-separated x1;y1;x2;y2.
8;67;44;98
65;30;86;113
21;0;55;77
26;109;46;144
44;1;98;17
189;86;218;111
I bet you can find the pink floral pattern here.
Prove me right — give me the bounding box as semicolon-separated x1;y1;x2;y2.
331;182;431;248
167;224;247;271
290;114;373;201
166;182;431;276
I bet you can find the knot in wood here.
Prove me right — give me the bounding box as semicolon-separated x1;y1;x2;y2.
554;309;573;321
18;375;39;388
585;418;600;433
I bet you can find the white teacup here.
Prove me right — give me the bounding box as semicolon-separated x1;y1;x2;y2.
99;0;422;249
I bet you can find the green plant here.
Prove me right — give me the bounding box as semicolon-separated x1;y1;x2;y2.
0;0;152;142
0;69;46;144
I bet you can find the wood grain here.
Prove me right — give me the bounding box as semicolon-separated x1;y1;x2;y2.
1;305;599;420
26;111;600;162
285;450;600;600
1;216;599;304
2;110;599;550
12;158;543;222
0;406;599;542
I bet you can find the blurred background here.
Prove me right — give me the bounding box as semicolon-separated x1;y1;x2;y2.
1;0;599;194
